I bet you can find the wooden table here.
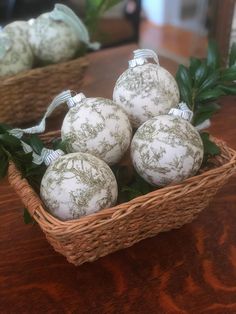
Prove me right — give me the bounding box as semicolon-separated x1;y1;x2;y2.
0;44;236;314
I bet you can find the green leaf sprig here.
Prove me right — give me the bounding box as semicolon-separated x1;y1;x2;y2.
0;124;74;223
0;125;46;190
176;41;236;124
0;124;48;223
85;0;122;34
111;164;153;203
200;132;221;165
176;41;236;161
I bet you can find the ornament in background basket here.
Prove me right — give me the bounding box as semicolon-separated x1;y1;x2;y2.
10;91;132;166
4;20;33;42
113;49;180;128
28;4;99;64
0;28;33;78
131;103;204;187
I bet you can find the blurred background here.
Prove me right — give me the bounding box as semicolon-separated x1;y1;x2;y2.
0;0;235;64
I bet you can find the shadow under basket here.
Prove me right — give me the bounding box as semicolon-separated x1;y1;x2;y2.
0;57;88;125
8;134;236;266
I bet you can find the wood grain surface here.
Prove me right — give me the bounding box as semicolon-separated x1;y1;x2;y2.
0;45;236;314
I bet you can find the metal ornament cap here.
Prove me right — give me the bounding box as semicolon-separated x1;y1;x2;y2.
67;93;86;108
169;102;193;122
41;148;65;166
128;48;160;69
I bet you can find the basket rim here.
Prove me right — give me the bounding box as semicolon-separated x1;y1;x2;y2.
0;56;88;85
8;136;236;231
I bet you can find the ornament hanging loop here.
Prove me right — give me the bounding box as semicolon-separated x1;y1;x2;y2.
49;4;100;50
9;90;74;139
129;49;160;68
134;49;159;65
9;90;87;140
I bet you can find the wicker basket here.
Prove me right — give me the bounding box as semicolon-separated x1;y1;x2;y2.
8;131;236;266
0;57;88;125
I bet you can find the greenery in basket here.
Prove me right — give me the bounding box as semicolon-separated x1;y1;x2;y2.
85;0;122;34
176;41;236;162
0;127;69;223
0;41;235;222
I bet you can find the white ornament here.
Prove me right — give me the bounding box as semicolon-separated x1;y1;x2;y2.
28;14;78;64
131;104;203;186
4;20;31;43
10;91;132;165
61;94;132;165
40;150;118;221
113;49;180;128
0;30;33;78
28;4;98;64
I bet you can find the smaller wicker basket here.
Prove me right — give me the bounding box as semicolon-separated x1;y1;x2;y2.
0;57;88;125
8;131;236;266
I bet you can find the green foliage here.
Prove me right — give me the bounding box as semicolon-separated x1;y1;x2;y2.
195;88;224;103
28;135;44;155
121;173;152;201
229;42;236;67
197;71;220;94
23;208;34;224
176;41;236;160
112;164;153;202
0;150;8;178
176;41;236;114
176;65;192;105
194;60;209;87
193;103;220;126
176;41;236;163
189;57;201;77
51;137;70;153
85;0;122;34
0;124;46;223
221;65;236;81
207;40;220;70
219;84;236;95
200;132;221;163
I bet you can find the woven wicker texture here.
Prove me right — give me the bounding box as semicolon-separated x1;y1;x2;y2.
0;57;88;125
8;135;236;266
